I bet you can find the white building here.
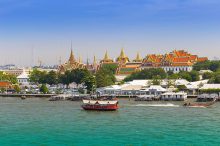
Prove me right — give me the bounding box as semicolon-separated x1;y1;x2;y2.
17;69;29;85
161;92;187;101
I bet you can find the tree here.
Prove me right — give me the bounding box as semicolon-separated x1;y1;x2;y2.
178;71;192;82
14;84;21;93
0;71;18;84
193;60;220;71
96;68;116;88
40;84;49;94
71;69;91;86
29;69;42;83
168;73;179;79
58;70;72;88
124;68;167;82
190;70;200;82
152;75;161;85
177;85;187;91
83;75;96;93
202;72;214;79
45;71;58;85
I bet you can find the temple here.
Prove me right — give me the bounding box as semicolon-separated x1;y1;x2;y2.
116;49;142;75
142;50;208;73
100;51;114;64
59;48;208;80
58;49;86;73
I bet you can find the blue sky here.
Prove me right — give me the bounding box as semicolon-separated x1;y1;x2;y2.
0;0;220;66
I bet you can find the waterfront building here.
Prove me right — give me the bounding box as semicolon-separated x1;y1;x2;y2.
58;49;86;73
142;50;208;73
0;68;31;77
17;69;29;85
160;92;187;101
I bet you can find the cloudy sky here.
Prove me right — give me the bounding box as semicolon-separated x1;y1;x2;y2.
0;0;220;66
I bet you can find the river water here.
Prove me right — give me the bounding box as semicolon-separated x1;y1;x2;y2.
0;97;220;146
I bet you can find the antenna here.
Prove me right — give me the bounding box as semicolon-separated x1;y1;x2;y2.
59;56;62;65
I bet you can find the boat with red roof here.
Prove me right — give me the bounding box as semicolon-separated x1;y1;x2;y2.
81;98;119;111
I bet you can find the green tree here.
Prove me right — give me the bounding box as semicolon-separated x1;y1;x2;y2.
124;68;167;82
202;72;214;79
14;84;21;93
58;70;72;88
96;68;116;88
29;69;42;83
190;70;200;82
83;75;96;93
168;73;179;79
152;75;161;85
0;71;18;84
45;71;58;85
40;84;49;94
178;71;192;82
193;60;220;71
100;64;118;74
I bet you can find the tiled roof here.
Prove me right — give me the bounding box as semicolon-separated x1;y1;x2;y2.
197;57;208;62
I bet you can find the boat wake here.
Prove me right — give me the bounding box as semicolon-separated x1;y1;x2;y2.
131;103;180;107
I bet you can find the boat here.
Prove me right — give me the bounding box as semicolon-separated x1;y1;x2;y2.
183;99;216;108
21;96;26;100
81;99;119;111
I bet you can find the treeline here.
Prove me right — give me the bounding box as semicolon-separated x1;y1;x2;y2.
29;64;117;93
124;68;200;82
193;60;220;71
194;60;220;83
124;60;220;83
0;71;17;84
30;69;96;93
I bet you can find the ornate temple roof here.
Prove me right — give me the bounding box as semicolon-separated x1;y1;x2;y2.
68;49;75;64
116;48;130;63
100;51;114;63
133;52;143;62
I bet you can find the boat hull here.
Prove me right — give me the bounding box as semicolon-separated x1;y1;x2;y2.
82;104;119;111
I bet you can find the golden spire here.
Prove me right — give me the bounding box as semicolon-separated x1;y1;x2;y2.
78;55;82;64
133;52;142;62
69;49;75;63
120;48;126;58
93;55;97;66
104;51;109;60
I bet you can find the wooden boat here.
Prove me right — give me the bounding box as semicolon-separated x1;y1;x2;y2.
81;99;119;111
21;96;26;100
183;100;216;108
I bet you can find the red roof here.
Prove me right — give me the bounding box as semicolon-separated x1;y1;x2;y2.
0;81;12;88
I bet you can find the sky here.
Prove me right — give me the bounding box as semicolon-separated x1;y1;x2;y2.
0;0;220;66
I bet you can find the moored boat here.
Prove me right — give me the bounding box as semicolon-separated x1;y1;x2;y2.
81;99;119;111
183;99;216;108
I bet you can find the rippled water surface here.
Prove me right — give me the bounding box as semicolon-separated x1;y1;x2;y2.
0;97;220;146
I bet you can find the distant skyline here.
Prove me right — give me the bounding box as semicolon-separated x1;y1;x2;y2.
0;0;220;66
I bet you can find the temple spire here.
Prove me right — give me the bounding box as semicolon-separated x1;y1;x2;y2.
120;48;126;58
93;55;97;66
68;42;75;63
104;51;109;60
69;49;75;63
78;55;82;64
133;52;142;62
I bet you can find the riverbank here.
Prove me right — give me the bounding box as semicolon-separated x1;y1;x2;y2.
0;93;56;98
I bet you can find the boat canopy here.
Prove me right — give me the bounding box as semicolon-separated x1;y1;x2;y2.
83;100;118;105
